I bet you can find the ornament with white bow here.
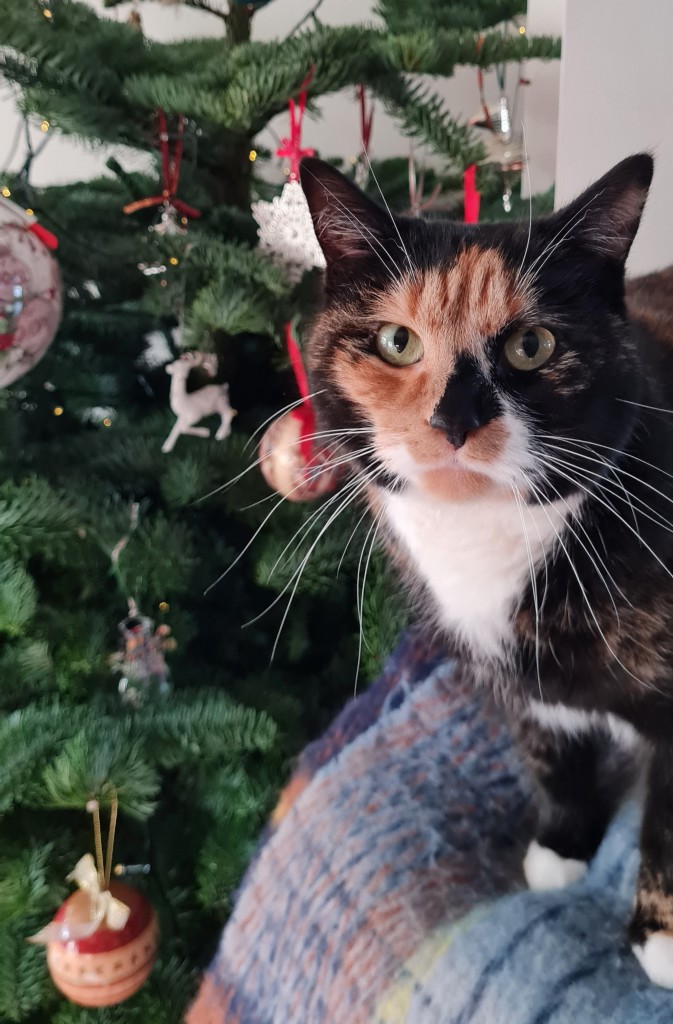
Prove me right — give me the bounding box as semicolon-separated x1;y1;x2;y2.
29;854;130;944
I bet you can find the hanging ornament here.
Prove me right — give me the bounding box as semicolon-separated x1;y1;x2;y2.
258;324;342;502
29;796;158;1007
162;351;236;454
0;196;61;387
252;69;326;284
108;506;175;706
37;0;58;24
408;150;442;218
112;605;174;706
352;85;375;190
470;43;528;213
123;111;201;233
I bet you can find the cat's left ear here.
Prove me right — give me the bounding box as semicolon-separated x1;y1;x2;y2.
299;157;393;277
552;153;653;264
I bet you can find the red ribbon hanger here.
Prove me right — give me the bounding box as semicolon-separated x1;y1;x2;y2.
275;68;315;182
123;110;201;220
356;84;374;157
463;165;480;224
285;322;316;463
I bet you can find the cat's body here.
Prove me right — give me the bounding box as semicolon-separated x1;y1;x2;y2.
382;270;673;713
299;154;673;989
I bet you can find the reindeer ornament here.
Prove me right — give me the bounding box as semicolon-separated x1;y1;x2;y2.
162;352;236;454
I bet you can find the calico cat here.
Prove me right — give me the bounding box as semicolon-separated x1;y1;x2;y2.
298;152;673;989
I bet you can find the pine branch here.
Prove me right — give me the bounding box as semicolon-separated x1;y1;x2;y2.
43;731;160;819
0;480;84;564
376;0;526;34
0;563;37;639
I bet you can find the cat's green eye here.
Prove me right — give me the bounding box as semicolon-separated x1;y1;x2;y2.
375;323;424;366
503;327;556;371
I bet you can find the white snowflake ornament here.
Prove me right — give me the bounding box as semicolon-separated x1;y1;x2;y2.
252;180;326;284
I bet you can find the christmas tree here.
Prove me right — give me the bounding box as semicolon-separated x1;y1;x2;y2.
0;1;559;1020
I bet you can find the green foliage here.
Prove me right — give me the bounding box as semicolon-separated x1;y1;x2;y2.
0;481;84;563
377;0;526;34
0;564;37;638
0;0;560;1020
43;732;160;819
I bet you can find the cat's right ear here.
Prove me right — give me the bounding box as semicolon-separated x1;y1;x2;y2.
300;157;392;276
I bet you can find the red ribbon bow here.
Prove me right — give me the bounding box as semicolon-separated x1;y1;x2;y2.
275;69;315;182
123;110;201;221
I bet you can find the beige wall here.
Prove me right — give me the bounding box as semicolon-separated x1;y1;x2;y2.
0;0;556;193
555;0;672;275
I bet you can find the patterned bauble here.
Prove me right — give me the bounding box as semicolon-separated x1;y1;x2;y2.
45;881;158;1007
0;197;62;387
258;410;341;502
252;180;325;284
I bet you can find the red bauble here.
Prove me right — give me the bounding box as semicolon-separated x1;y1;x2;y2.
258;410;341;501
46;883;158;1007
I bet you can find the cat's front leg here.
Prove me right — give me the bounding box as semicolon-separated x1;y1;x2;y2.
514;713;625;891
631;742;673;988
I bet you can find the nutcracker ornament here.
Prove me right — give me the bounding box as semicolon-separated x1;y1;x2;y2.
111;601;175;706
29;796;158;1007
258;324;342;502
0;196;61;387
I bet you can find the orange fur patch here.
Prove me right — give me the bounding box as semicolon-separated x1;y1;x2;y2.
324;247;533;499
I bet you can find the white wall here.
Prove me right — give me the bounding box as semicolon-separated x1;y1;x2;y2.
0;0;556;194
555;0;671;275
522;0;565;197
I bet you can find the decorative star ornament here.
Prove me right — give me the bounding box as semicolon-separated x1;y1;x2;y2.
252;180;325;284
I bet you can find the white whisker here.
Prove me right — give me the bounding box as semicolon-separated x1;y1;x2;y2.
243;390;326;452
516;121;533;281
197;426;376;504
511;484;543;701
360;144;414;274
354;507;385;696
520;469;662;694
267;465;387;663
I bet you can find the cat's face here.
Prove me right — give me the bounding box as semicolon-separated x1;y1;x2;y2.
300;155;653;504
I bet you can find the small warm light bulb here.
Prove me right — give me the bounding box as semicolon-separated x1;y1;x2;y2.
43;8;53;18
180;216;188;226
160;279;168;288
1;186;11;198
102;417;112;428
518;25;526;34
249;149;257;162
40;120;50;132
282;165;290;176
53;405;64;416
25;208;34;216
169;256;179;266
158;601;169;613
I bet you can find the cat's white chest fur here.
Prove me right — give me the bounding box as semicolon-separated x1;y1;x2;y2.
383;488;573;659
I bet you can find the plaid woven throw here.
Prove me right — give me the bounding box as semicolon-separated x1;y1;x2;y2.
187;631;671;1024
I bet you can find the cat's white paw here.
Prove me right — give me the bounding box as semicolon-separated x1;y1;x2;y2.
633;933;673;988
523;840;588;891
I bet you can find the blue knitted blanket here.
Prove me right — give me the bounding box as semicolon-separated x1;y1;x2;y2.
188;631;671;1023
